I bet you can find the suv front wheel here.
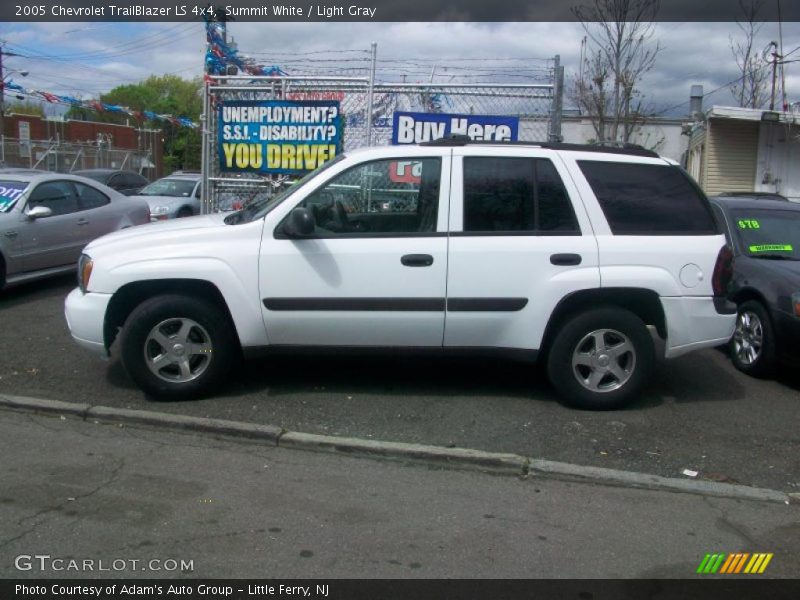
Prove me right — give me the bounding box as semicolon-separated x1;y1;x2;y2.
546;307;655;410
120;294;237;400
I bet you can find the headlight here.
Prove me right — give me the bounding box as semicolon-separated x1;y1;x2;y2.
792;292;800;317
78;254;93;293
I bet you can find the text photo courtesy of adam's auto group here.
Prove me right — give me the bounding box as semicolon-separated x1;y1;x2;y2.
217;97;521;175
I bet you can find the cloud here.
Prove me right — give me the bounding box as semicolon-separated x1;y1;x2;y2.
4;20;799;115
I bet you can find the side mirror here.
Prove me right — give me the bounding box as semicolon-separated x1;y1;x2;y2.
26;205;53;219
283;207;315;238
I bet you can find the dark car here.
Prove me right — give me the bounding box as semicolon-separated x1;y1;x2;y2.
709;197;800;376
715;191;789;201
72;169;149;196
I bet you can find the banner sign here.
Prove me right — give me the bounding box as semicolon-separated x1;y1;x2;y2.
218;101;341;174
392;111;519;145
0;181;28;213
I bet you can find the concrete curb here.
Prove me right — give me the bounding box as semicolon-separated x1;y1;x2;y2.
0;393;793;505
279;431;527;475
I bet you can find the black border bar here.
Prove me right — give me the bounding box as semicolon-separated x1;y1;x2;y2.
4;579;800;600
4;0;800;22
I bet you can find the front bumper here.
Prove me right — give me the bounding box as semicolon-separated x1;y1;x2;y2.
661;296;736;359
773;309;800;361
64;288;112;357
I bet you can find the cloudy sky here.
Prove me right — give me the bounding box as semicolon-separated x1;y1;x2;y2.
2;20;800;118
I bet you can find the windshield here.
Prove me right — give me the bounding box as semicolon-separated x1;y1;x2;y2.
234;154;346;224
139;178;197;197
0;180;29;213
732;209;800;260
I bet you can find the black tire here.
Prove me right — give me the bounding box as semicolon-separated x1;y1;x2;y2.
176;207;193;218
729;300;776;378
120;294;237;400
546;307;655;410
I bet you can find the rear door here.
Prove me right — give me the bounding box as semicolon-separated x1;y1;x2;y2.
259;153;450;347
444;147;600;351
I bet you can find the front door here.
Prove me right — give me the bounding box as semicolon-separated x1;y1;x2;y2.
259;154;450;347
18;180;85;272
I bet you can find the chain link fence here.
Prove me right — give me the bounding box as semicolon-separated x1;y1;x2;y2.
0;136;157;178
201;63;563;213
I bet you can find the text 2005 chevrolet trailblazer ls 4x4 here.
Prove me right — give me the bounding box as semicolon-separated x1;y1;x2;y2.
65;140;736;410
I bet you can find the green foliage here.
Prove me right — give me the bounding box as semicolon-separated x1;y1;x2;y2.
65;74;203;171
6;100;45;117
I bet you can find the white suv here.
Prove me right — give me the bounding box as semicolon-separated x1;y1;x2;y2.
65;140;736;409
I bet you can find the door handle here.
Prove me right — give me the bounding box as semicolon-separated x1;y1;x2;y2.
4;231;17;239
401;254;434;267
77;219;89;226
550;253;582;266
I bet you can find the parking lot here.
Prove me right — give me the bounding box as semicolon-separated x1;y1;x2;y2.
1;274;798;492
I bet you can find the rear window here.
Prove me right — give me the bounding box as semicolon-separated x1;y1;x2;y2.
578;161;717;235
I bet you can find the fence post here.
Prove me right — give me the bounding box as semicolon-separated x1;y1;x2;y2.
365;42;377;147
200;80;210;214
549;55;564;142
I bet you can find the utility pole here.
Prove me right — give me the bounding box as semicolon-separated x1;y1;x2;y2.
769;41;779;111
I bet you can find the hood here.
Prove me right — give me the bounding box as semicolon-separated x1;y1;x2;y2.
85;213;229;253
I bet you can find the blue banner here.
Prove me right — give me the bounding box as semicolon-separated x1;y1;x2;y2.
218;100;341;174
392;111;519;145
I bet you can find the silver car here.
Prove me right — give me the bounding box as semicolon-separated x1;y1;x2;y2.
132;173;202;221
0;172;149;289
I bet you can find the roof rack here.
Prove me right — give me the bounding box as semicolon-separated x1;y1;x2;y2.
420;135;660;158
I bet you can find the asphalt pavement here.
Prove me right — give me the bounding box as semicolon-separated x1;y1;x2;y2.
1;409;798;579
1;274;799;492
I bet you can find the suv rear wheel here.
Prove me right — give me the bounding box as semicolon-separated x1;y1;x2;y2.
547;307;654;410
120;294;237;400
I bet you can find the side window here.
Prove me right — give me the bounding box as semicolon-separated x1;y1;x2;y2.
535;160;580;232
107;174;123;189
75;182;110;210
578;161;718;235
194;183;202;199
27;181;80;216
293;158;441;235
462;157;579;234
131;173;149;188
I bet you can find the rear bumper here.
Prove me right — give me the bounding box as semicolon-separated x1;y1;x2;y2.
64;288;112;357
661;296;736;359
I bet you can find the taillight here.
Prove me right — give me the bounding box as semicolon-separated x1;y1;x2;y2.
712;244;734;296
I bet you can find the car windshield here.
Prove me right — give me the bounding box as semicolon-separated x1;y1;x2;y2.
0;180;30;213
233;154;346;224
138;178;197;197
732;209;800;260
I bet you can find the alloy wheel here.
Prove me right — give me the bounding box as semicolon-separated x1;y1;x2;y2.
571;328;636;393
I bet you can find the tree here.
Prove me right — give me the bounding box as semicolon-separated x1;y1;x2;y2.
66;74;203;171
730;0;770;109
4;100;45;117
571;0;660;144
